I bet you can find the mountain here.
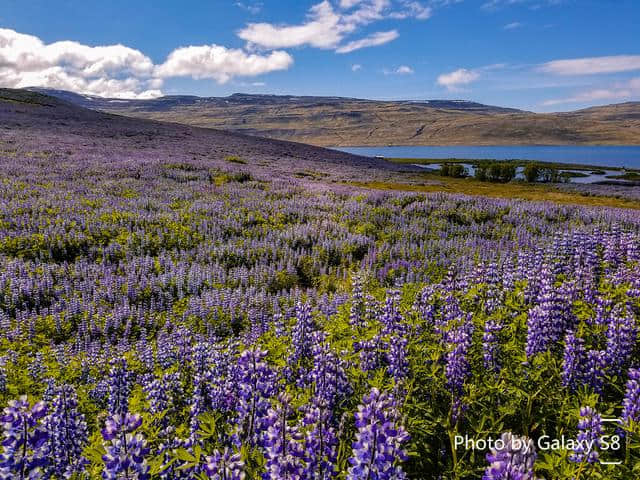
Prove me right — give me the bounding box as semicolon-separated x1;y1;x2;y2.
1;88;414;182
26;88;640;147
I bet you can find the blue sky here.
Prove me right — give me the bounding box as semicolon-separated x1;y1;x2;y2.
1;0;639;111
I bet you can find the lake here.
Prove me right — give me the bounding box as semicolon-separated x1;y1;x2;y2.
334;145;640;169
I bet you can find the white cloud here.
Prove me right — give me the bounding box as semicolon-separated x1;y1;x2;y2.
238;1;348;49
235;2;262;14
342;0;392;25
339;0;364;7
542;77;640;106
503;21;522;30
384;65;414;75
156;45;293;84
0;28;160;98
396;65;414;74
390;1;432;19
238;0;429;52
0;27;294;97
437;68;480;90
237;80;267;87
352;63;362;71
539;55;640;76
336;30;399;53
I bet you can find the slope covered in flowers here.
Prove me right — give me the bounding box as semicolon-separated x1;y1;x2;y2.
0;90;639;479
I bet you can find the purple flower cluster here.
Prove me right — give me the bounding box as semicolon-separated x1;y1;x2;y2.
204;448;245;480
354;334;384;373
569;406;603;464
44;385;89;477
386;334;409;382
301;401;339;479
0;396;48;480
445;321;473;422
604;304;637;374
562;332;607;393
483;432;537;480
288;302;316;367
101;413;150;480
622;368;640;427
349;274;366;330
107;358;133;416
347;388;409;480
261;393;306;480
525;276;575;358
233;349;278;446
3;98;640;480
482;320;502;373
308;332;351;408
380;289;406;336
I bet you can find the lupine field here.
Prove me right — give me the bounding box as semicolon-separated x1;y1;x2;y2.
0;90;639;479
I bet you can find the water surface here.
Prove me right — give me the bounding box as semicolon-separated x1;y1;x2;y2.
335;145;640;169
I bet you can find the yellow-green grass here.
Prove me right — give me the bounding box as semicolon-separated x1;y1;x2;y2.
348;173;640;210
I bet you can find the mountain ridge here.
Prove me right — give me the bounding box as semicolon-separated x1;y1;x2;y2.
26;87;524;113
25;87;640;146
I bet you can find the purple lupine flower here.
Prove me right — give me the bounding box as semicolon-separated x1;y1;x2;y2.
569;407;602;464
42;377;57;405
204;448;245;480
364;294;381;326
604;304;637;374
349;274;366;330
43;385;89;478
0;362;6;393
308;332;351;409
288;302;316;367
106;357;133;416
445;322;473;423
380;289;406;336
482;320;502;373
261;393;306;480
622;368;640;427
582;350;607;394
525;277;575;358
302;400;338;480
561;333;607;393
90;378;110;406
353;334;384;373
0;396;49;480
189;370;211;439
156;437;192;480
233;348;278;446
483;432;537;480
562;332;586;391
346;388;409;480
207;342;237;413
593;296;613;326
27;353;47;381
188;342;218;439
156;331;177;369
414;284;438;330
386;334;409;382
101;413;150;480
143;376;170;416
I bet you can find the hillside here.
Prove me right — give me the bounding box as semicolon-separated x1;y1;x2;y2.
0;88;413;183
29;88;640;146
